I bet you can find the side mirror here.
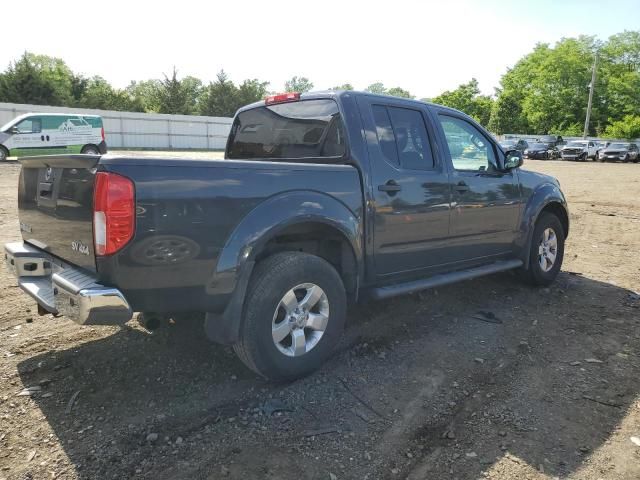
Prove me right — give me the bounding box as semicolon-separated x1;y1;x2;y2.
8;126;19;134
504;149;523;170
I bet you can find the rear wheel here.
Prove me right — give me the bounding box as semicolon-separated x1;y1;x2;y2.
233;252;346;381
519;212;565;287
81;145;100;155
0;146;8;162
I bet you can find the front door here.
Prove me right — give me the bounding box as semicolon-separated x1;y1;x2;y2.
357;96;451;277
9;117;46;156
434;113;521;263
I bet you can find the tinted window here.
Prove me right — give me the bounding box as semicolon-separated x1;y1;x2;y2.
372;105;434;170
226;99;345;160
372;105;399;166
438;115;497;171
387;107;434;170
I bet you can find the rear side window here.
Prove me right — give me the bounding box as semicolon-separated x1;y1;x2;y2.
83;116;103;128
226;99;345;160
371;105;434;170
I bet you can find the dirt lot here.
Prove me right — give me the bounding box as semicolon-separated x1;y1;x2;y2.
0;156;639;480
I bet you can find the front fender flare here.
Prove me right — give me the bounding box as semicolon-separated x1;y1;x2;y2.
517;182;569;268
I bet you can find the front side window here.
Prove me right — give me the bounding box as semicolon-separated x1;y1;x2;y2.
438;115;497;172
226;99;345;160
371;105;434;170
16;118;41;134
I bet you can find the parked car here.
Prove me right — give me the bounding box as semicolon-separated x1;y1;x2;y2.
4;91;569;380
595;141;610;156
0;113;107;161
523;142;559;160
538;135;565;147
560;140;597;161
597;142;639;163
500;138;528;152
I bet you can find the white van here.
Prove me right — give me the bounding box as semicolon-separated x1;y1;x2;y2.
0;113;107;161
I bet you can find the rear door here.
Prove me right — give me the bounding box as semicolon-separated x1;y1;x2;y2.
356;96;451;277
432;111;521;263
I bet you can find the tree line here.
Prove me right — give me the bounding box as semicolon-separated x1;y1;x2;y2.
0;30;638;138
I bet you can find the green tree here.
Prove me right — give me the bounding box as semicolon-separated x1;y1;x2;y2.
200;70;239;117
488;90;527;134
330;83;354;90
365;82;387;94
365;83;414;98
236;79;270;107
0;52;73;105
432;78;493;126
78;76;143;112
284;76;313;93
156;68;202;115
386;86;414;99
604;115;640;139
126;79;162;112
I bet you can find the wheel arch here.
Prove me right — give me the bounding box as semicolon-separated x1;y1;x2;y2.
519;183;569;269
81;144;101;154
205;191;363;344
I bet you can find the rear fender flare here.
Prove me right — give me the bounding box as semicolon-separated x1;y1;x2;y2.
205;191;363;344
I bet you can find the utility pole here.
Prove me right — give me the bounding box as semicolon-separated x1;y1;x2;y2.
583;51;598;139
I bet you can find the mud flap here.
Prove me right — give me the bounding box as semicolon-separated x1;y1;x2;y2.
204;260;254;345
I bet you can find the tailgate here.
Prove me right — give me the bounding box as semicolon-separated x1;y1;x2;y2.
18;155;100;271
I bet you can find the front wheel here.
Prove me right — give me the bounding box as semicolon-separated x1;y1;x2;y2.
0;146;8;162
519;212;565;286
233;252;346;381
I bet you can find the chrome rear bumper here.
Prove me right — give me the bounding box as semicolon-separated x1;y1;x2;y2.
4;242;132;325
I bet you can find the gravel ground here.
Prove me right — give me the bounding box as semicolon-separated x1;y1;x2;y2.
0;157;639;480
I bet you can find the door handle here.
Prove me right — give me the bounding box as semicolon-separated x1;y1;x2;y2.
455;181;470;193
46;135;50;141
41;135;45;141
378;181;402;193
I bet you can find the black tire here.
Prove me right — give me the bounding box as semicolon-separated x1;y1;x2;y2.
580;153;587;161
0;145;8;162
233;252;347;381
519;212;565;287
623;154;629;163
81;145;100;155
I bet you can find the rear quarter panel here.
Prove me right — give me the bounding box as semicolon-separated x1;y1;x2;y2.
96;157;363;313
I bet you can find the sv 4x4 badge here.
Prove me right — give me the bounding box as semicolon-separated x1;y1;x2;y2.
71;241;90;255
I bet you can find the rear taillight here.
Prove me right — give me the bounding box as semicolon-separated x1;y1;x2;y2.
101;127;105;141
93;172;135;256
265;92;300;105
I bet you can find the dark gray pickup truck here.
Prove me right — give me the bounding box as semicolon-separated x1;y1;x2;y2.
5;91;569;380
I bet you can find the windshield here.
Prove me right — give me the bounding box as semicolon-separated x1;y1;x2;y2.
566;141;587;147
528;143;547;149
226;99;346;160
608;143;629;149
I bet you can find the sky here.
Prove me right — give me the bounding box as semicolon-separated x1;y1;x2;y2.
1;0;638;99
